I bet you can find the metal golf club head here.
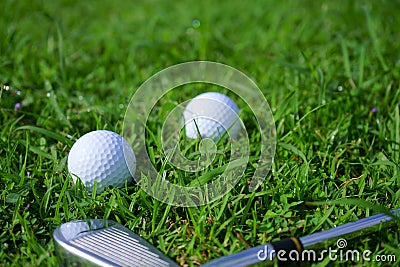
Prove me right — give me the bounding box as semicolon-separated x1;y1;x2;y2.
54;209;399;267
53;219;179;267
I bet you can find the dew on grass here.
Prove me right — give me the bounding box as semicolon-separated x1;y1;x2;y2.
192;19;200;28
330;129;338;141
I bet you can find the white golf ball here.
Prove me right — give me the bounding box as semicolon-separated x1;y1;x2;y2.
183;92;240;140
67;130;136;194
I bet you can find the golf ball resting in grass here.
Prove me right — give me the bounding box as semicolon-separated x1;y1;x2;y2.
183;92;240;141
67;130;136;194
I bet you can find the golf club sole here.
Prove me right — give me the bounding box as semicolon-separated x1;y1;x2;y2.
53;208;399;267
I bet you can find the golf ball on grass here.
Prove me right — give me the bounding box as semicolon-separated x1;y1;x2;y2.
183;92;240;141
67;130;136;194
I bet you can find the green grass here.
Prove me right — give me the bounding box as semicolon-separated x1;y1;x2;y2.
1;0;400;266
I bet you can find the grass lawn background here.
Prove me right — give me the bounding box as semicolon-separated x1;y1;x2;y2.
1;0;399;266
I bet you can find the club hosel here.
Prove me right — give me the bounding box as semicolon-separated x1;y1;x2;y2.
269;237;304;263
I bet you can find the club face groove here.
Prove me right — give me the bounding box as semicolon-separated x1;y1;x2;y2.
53;219;179;267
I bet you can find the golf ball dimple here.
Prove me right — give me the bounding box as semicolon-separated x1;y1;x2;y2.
183;92;240;141
67;130;136;194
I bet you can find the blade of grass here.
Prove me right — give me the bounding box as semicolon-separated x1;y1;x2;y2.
339;35;353;84
363;6;389;72
308;198;399;221
44;80;71;127
394;105;399;162
358;44;366;88
15;125;72;145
